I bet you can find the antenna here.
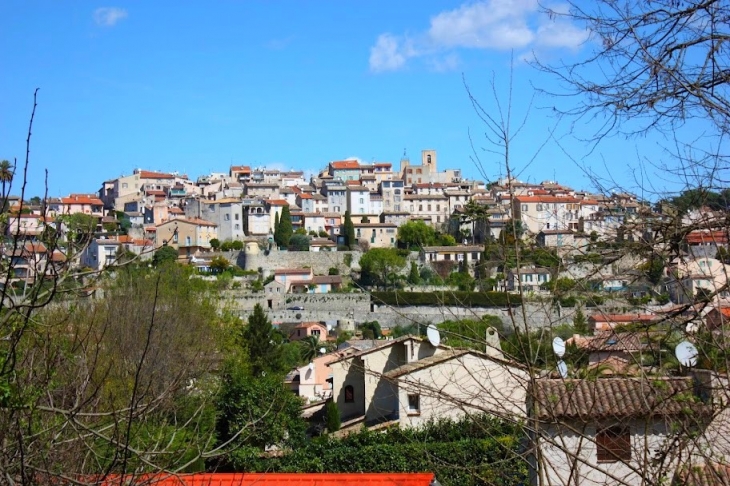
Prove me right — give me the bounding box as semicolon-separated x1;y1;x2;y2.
556;360;568;378
552;337;566;358
426;324;441;347
675;341;698;367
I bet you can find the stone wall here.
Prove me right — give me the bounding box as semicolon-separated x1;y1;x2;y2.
242;248;363;276
224;291;583;332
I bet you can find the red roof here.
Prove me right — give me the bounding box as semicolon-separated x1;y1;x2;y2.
686;230;728;245
266;199;290;206
330;160;360;170
94;473;436;486
514;196;581;203
231;165;252;173
274;268;312;275
61;195;104;205
138;170;175;179
589;313;657;323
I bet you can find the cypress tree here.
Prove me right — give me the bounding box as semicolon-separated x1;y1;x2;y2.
344;210;356;250
273;212;281;247
278;205;293;247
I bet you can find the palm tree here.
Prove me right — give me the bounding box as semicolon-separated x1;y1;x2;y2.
0;160;13;201
298;335;321;363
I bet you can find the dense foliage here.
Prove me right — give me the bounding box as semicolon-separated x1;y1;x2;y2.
371;291;521;307
232;414;527;486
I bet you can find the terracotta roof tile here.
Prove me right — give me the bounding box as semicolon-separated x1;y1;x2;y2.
138;170;175;179
93;473;436;486
330;160;360;170
515;196;581;203
531;377;708;420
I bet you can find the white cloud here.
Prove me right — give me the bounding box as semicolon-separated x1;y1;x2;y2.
535;19;588;49
369;34;414;73
94;7;128;27
369;0;587;73
428;0;536;49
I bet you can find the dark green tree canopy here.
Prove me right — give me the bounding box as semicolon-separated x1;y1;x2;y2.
274;206;293;248
242;304;284;376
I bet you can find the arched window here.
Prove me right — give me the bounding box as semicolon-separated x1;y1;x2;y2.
344;385;354;403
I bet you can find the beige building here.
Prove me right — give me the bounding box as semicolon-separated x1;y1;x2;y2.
352;222;398;248
405;193;449;227
513;195;583;236
328;336;445;425
155;218;218;253
385;349;528;429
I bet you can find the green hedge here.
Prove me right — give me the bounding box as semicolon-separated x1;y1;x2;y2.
371;291;521;307
226;415;527;486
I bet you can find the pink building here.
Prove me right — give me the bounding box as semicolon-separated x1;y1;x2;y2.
289;322;327;342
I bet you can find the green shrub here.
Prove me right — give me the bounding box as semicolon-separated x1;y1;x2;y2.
325;401;340;433
370;291;521;308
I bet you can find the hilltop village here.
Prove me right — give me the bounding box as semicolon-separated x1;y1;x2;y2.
4;149;730;485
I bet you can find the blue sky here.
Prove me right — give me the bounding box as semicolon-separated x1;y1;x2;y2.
0;1;688;199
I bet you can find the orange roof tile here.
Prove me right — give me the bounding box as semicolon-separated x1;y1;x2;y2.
266;199;289;206
61;195;104;206
330;160;360;170
138;170;175;179
275;268;312;275
514;196;581;203
686;230;728;245
231;165;251;173
589;313;657;323
94;473;436;486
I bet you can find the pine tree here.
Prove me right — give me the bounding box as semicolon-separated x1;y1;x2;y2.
344;210;356;250
277;205;293;248
242;304;283;376
573;307;589;336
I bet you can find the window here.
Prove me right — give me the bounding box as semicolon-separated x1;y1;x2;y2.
234;224;240;230
235;213;239;220
359;198;364;204
427;205;432;211
521;204;528;211
122;183;128;189
344;385;354;403
536;204;543;211
185;236;191;246
407;394;420;414
224;214;230;221
417;168;422;174
419;205;423;211
312;329;321;337
597;426;631;462
426;154;431;164
436;204;440;211
173;232;179;243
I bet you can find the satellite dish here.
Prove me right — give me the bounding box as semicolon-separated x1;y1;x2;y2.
319;347;326;355
556;360;568;379
308;362;314;371
426;324;441;347
552;336;566;358
675;341;699;367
